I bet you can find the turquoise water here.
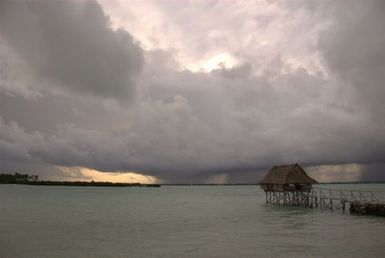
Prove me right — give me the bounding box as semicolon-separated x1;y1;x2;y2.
1;184;385;257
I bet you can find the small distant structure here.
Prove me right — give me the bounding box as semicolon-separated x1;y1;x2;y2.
260;164;317;192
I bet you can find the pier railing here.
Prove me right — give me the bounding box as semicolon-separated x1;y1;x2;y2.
264;187;385;215
312;187;381;203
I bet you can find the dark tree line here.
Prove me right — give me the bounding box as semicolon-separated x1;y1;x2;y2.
0;173;39;184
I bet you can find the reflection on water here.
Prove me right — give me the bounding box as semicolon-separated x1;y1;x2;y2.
0;184;385;257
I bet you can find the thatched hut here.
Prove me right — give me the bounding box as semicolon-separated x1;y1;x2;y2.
260;164;317;192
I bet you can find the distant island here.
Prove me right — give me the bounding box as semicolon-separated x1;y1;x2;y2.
0;173;161;187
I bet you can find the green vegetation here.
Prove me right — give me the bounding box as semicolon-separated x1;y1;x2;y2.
0;173;160;187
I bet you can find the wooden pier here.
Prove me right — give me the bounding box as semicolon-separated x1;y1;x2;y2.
265;187;385;216
260;164;385;217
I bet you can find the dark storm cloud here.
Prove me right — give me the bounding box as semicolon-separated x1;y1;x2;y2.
319;0;385;116
1;59;383;183
0;0;385;183
359;164;385;182
0;0;143;98
317;0;385;168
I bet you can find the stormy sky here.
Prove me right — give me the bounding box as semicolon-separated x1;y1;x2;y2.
0;0;384;183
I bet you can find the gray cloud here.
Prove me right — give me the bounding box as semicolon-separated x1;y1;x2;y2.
0;0;143;99
1;55;384;182
0;0;385;183
319;0;385;118
359;164;385;182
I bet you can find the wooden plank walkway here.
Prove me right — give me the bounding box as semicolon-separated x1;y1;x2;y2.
265;187;385;216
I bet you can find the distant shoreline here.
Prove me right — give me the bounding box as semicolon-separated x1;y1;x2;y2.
2;181;161;187
1;173;384;187
0;173;161;187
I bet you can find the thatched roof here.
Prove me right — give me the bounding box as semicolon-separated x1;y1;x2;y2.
260;164;318;185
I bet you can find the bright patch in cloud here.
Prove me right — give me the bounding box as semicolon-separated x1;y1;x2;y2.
57;166;158;184
188;53;239;72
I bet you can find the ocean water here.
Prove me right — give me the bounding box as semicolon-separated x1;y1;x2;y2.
1;184;385;258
